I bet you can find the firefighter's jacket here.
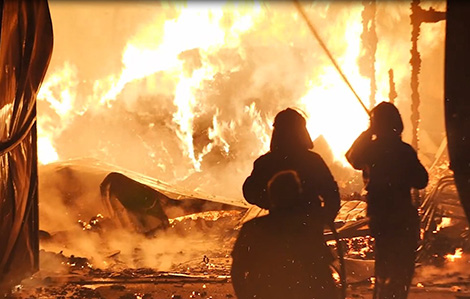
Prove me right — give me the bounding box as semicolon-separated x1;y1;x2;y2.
346;130;428;233
243;149;340;224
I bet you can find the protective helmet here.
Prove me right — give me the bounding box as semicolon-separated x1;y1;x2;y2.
270;108;313;151
370;102;404;136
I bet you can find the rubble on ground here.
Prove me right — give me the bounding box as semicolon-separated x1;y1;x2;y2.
7;159;469;298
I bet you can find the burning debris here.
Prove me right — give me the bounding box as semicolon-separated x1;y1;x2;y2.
78;214;105;231
39;161;468;268
3;156;463;298
417;174;470;265
35;160;247;291
38;159;469;271
445;248;463;263
342;236;375;260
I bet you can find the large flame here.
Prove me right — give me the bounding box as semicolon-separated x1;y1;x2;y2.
301;4;371;165
37;1;446;198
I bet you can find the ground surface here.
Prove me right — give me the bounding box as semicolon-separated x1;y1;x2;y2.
5;278;470;299
10;173;470;299
4;253;470;299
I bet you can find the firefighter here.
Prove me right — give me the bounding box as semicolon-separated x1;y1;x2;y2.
231;170;339;299
242;107;340;225
346;101;428;299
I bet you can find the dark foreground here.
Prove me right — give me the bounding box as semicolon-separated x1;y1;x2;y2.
5;253;470;299
5;278;470;299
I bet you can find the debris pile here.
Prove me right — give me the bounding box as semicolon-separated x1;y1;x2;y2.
14;162;466;298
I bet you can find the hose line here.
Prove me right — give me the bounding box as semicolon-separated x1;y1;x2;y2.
293;0;371;117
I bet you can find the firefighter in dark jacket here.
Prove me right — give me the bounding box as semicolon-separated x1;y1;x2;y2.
242;108;340;224
346;102;428;299
232;170;339;299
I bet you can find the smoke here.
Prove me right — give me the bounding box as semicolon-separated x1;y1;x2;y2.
39;1;446;200
38;163;240;271
414;253;470;286
40;224;229;273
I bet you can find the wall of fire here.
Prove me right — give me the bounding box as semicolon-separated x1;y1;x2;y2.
38;1;447;200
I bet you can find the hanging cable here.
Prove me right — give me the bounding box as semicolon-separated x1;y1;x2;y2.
293;0;370;116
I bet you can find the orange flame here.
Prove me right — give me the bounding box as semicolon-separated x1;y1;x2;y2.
36;2;445;197
435;217;452;232
445;248;463;262
37;62;78;164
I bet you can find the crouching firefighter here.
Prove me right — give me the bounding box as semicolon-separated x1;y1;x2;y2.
232;170;339;299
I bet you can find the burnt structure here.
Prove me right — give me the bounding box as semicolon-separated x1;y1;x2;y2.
388;69;397;104
410;0;446;152
445;0;470;223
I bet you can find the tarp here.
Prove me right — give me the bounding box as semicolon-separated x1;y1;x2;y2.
0;0;53;290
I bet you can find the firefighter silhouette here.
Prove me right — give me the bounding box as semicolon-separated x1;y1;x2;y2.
242;108;340;224
346;101;428;299
232;170;339;299
232;108;341;298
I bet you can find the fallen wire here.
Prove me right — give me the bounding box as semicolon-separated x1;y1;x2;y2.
293;0;371;116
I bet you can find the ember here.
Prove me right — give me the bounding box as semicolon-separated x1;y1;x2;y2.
169;210;242;224
79;214;105;231
445;248;463;262
332;271;341;283
344;236;375;260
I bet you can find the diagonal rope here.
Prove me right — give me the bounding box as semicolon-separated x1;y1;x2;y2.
293;0;371;116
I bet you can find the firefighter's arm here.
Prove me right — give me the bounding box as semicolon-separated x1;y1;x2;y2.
316;157;341;224
242;158;271;209
409;147;429;189
346;129;373;170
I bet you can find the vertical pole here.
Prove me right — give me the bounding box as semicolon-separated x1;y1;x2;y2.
388;69;397;104
409;0;445;205
410;0;421;152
